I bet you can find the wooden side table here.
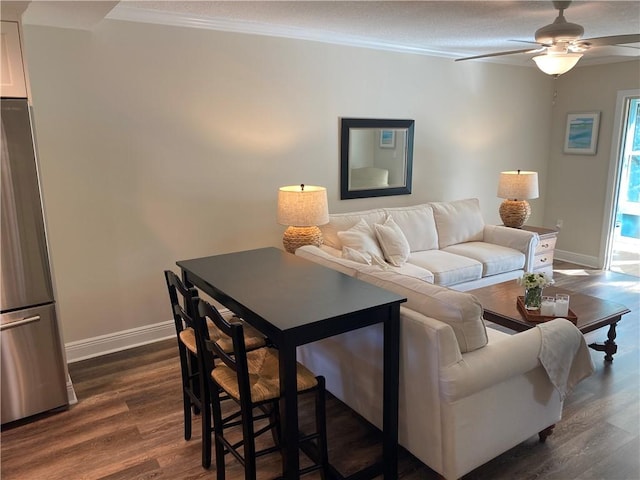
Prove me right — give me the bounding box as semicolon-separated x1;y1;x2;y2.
521;226;558;276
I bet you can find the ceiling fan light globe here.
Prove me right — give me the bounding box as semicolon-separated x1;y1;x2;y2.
533;52;583;75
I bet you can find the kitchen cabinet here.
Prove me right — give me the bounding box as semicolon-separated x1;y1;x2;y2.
1;21;27;98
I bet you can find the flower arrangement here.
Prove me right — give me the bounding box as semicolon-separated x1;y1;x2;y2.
518;272;554;310
518;272;554;289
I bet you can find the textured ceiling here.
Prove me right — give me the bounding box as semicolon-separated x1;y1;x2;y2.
21;1;640;68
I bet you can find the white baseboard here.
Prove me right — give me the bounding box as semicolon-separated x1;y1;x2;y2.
65;308;234;363
66;374;78;405
554;249;601;269
65;320;175;363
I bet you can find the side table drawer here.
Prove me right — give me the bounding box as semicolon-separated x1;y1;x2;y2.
523;226;558;276
535;236;556;255
534;251;554;270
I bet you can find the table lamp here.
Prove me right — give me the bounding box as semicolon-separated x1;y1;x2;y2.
277;184;329;253
497;170;539;228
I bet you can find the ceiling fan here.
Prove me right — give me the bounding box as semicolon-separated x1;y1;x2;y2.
456;1;640;76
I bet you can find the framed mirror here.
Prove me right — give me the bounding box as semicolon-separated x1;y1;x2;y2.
340;118;414;199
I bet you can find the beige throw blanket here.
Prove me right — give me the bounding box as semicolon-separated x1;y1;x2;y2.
537;319;595;400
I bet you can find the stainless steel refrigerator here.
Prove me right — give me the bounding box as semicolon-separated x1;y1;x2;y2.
1;97;68;424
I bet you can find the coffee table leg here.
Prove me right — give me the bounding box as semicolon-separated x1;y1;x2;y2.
588;322;618;362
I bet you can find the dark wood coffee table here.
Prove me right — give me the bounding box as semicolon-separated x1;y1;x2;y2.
470;281;630;362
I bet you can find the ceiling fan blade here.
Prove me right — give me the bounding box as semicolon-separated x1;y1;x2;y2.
455;47;543;62
581;34;640;47
509;40;545;45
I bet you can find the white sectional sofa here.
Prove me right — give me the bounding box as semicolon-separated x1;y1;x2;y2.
295;198;595;480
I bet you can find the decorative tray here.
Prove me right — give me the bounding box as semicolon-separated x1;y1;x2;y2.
516;296;578;325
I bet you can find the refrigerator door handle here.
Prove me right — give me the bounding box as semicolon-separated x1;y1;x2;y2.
1;315;40;331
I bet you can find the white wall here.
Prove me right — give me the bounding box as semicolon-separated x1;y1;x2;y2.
545;60;640;266
22;20;554;352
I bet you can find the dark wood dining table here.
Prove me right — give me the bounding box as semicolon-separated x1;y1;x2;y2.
177;247;406;479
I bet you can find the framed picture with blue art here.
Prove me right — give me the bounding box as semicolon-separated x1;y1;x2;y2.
379;129;395;148
564;112;600;155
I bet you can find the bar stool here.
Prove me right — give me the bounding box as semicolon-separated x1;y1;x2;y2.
163;270;266;468
194;298;329;480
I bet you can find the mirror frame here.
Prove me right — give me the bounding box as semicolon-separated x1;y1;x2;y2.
340;118;415;200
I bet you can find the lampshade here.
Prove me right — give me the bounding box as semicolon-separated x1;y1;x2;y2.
277;184;329;227
497;171;539;200
532;53;583;76
497;171;539;228
277;184;329;253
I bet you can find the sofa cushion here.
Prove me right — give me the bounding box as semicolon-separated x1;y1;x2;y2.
431;198;485;249
374;216;411;267
409;250;482;286
295;245;360;277
354;268;488;352
337;245;434;282
320;209;386;249
337;219;385;261
297;244;435;282
443;242;525;277
383;205;438;252
392;262;435;283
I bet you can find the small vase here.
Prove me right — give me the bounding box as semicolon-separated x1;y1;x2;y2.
524;286;543;310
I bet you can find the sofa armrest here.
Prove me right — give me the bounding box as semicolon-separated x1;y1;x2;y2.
439;320;570;402
483;225;539;272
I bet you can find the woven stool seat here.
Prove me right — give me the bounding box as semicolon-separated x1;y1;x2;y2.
212;347;318;404
195;299;329;479
179;318;265;355
164;269;266;470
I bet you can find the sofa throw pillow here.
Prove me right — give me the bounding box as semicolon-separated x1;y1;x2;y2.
342;246;372;265
431;198;485;249
320;209;386;249
337;218;385;261
374;216;411;267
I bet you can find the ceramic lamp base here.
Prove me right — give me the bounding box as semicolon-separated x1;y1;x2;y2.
282;226;323;253
499;199;531;228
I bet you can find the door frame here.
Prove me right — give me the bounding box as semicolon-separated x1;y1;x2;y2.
600;89;640;270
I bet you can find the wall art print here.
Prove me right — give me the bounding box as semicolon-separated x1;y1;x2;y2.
564;112;600;155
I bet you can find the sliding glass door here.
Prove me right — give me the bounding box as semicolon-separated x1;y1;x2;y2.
608;96;640;276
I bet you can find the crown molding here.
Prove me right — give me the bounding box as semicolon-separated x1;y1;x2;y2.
105;5;455;59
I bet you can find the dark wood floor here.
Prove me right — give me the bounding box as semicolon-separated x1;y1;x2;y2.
2;262;638;480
